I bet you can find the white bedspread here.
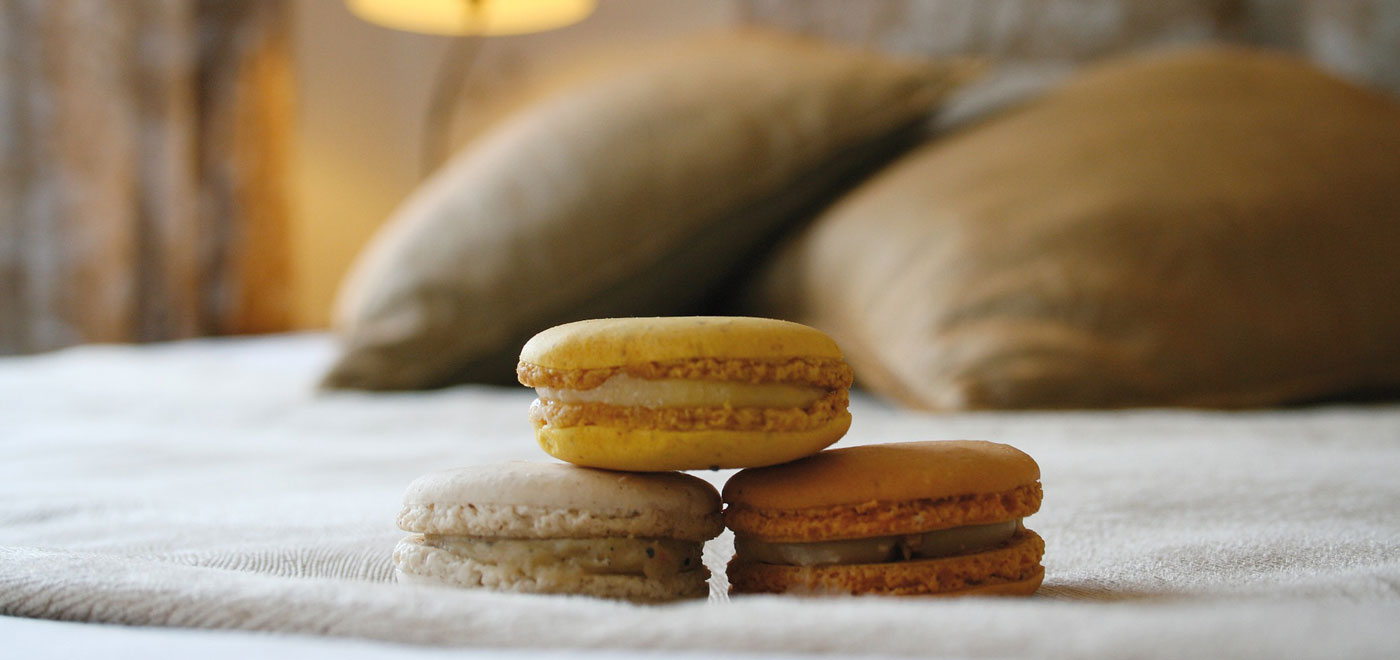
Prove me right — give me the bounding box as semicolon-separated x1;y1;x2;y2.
2;335;1398;658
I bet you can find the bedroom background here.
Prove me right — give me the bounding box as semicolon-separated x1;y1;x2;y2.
3;0;1399;406
5;2;1400;656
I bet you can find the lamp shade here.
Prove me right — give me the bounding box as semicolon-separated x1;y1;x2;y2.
346;0;595;36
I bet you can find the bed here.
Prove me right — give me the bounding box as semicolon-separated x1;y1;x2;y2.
4;334;1398;658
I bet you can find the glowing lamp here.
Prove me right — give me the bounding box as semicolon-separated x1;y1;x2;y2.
345;0;597;171
346;0;596;36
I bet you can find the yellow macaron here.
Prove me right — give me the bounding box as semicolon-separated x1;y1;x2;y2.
517;317;853;471
724;440;1044;596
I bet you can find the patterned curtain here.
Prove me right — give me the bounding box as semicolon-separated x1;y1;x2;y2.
0;0;291;354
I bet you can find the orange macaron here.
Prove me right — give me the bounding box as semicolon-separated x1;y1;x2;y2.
724;440;1044;596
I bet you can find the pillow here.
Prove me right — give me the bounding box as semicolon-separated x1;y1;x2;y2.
744;46;1400;409
322;30;973;389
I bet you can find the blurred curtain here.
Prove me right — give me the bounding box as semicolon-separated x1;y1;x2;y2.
0;0;291;355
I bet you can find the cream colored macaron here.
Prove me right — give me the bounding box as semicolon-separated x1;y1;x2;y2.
724;441;1044;597
516;317;854;471
393;462;723;602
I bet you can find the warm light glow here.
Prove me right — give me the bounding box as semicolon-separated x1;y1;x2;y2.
346;0;596;36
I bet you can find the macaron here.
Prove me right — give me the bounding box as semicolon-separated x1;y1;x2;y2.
393;462;723;601
723;441;1044;596
517;317;854;472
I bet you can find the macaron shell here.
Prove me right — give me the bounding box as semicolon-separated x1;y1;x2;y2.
520;317;844;370
394;536;710;602
725;482;1042;543
723;440;1040;510
728;529;1045;596
940;569;1045;597
535;412;852;471
398;500;724;541
403;462;718;514
398;463;722;540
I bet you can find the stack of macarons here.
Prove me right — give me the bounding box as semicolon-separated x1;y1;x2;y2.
392;317;1044;601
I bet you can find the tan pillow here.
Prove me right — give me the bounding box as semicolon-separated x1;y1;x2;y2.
323;30;972;389
746;46;1400;409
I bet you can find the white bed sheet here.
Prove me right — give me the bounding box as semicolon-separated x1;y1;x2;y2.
2;335;1398;658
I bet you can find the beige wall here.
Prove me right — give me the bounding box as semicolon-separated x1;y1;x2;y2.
288;0;738;328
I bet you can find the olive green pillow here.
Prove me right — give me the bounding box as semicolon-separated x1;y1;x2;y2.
747;46;1400;409
323;30;972;389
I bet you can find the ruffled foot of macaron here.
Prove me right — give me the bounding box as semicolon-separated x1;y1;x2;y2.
393;462;723;602
517;317;854;472
724;440;1044;597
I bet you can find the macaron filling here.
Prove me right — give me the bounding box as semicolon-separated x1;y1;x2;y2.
734;520;1021;566
423;535;702;580
536;374;827;409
